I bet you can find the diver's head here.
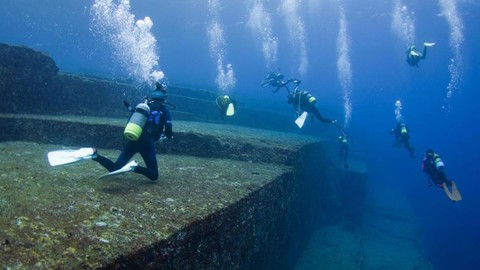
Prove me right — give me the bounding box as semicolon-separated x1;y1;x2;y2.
148;90;167;103
425;149;435;157
155;81;168;93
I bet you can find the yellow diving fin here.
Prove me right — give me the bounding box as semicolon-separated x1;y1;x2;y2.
450;181;462;201
442;181;462;202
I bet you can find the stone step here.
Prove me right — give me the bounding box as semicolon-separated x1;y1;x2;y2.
0;113;323;166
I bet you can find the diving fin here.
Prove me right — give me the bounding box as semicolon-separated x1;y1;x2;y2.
99;160;138;180
442;181;462;202
450;181;462;201
226;103;235;116
424;42;436;47
295;111;308;128
48;148;96;166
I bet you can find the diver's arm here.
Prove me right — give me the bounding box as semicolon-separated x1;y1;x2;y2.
163;108;173;139
123;100;135;113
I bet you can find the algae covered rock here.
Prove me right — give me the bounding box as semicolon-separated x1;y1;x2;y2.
0;43;59;113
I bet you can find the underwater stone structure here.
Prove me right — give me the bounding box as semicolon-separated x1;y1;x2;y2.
0;43;368;269
0;43;299;133
0;115;367;269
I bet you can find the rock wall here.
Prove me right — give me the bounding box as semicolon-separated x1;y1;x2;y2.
0;114;367;269
0;43;299;133
0;43;367;269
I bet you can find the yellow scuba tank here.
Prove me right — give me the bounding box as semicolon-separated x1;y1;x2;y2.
302;91;316;104
123;103;151;141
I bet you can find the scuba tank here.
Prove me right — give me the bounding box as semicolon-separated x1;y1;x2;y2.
400;123;408;134
123;102;151;141
303;91;316;104
433;155;444;169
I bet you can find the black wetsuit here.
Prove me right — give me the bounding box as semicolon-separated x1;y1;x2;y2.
289;90;333;123
94;101;172;180
391;123;415;157
406;46;427;67
422;154;451;187
261;72;287;92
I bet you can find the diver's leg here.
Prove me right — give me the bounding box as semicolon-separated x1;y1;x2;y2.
438;170;451;187
311;107;333;123
92;154;116;172
110;143;137;171
92;143;135;172
420;45;427;59
404;141;415;157
135;140;159;181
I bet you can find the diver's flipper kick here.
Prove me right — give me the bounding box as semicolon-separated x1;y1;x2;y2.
295;111;308;128
98;160;138;180
46;81;172;182
261;73;339;129
47;148;96;166
47;148;138;179
226;103;235;116
442;181;462;202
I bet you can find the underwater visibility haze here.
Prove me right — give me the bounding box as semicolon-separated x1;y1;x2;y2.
1;0;480;269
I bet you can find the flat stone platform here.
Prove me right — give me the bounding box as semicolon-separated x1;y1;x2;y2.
0;114;345;269
0;141;289;269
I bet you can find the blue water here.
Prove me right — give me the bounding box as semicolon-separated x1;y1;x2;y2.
1;0;480;269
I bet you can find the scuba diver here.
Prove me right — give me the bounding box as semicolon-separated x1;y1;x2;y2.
390;121;415;158
338;133;350;170
92;82;173;180
406;42;435;67
261;72;290;93
261;72;338;129
422;149;462;202
215;94;237;119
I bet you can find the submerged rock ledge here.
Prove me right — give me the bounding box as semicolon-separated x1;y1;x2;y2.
0;114;367;269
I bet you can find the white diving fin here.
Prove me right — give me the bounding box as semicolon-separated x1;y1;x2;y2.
226;103;235;116
99;160;138;180
424;42;436;47
48;148;96;166
295;111;308;128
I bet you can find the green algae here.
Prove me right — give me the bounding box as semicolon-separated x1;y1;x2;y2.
0;141;289;269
